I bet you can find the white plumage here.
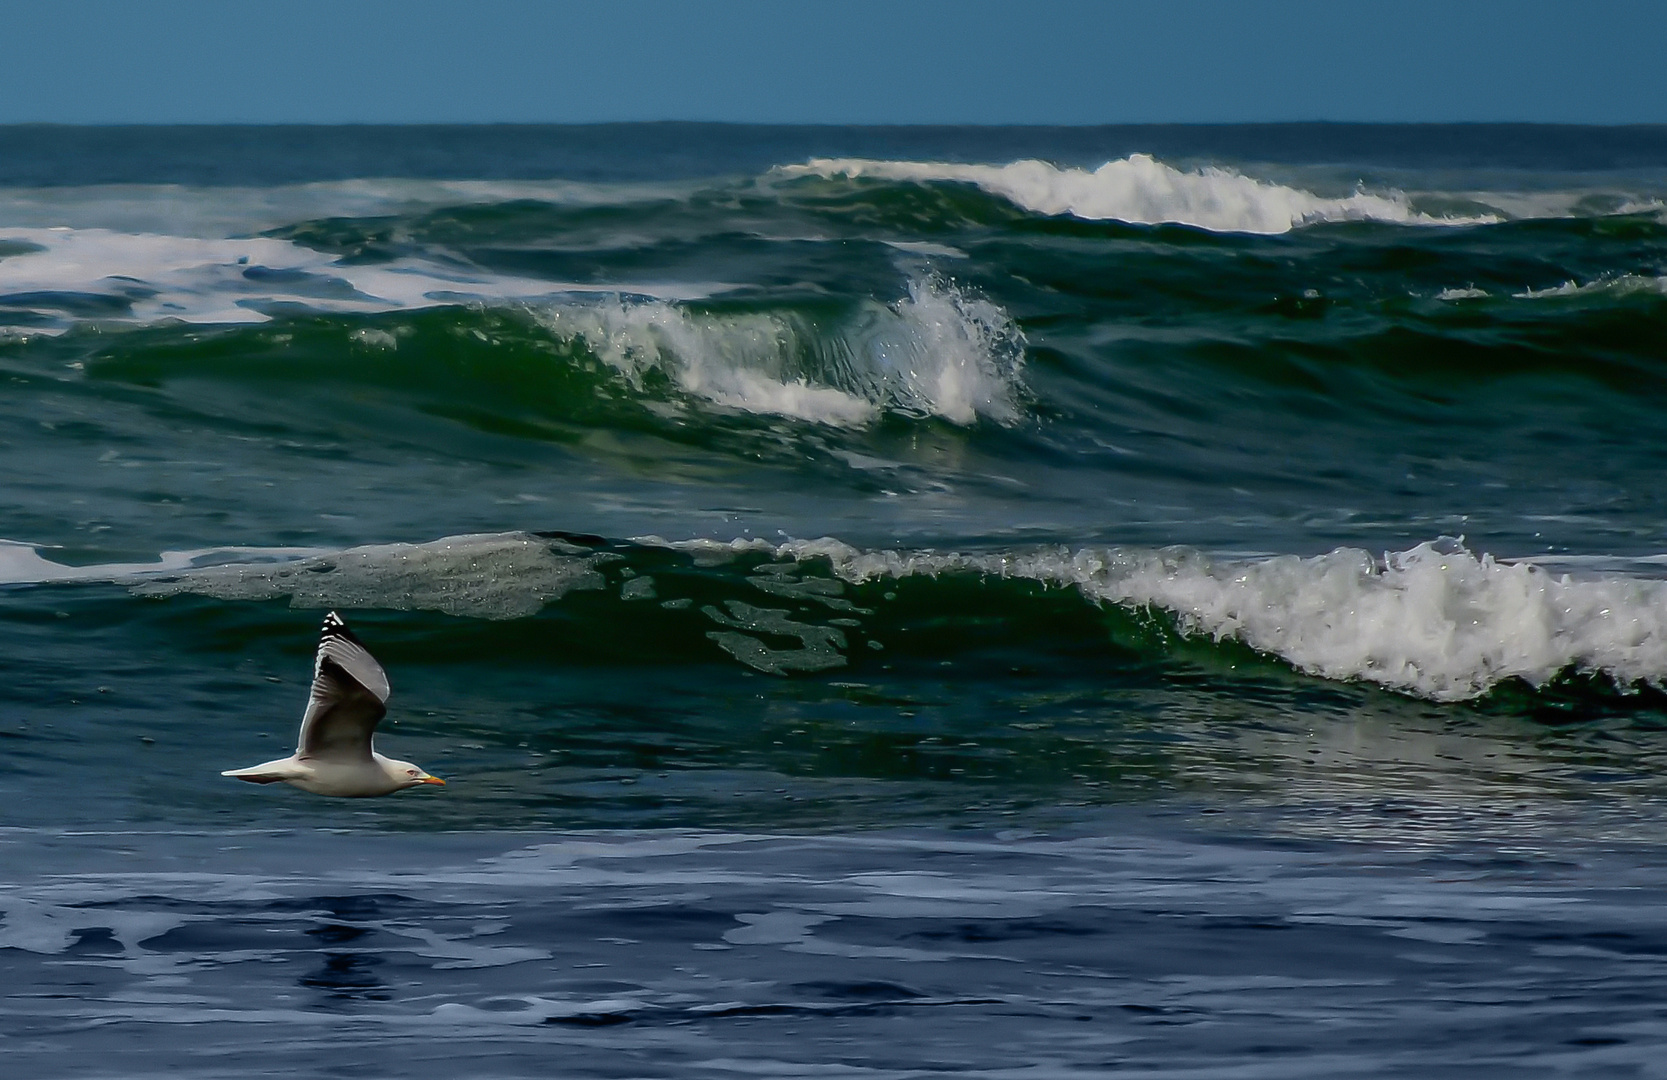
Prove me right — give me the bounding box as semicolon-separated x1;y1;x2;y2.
221;611;445;797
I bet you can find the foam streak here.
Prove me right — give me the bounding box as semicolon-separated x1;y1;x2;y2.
0;227;717;331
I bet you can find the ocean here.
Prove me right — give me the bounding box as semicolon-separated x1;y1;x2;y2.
4;122;1667;1077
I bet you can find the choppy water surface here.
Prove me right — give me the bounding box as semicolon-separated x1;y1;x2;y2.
4;123;1667;1076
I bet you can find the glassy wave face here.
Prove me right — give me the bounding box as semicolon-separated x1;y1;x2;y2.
6;125;1667;1075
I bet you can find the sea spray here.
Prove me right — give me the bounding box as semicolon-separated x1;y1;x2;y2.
534;275;1026;426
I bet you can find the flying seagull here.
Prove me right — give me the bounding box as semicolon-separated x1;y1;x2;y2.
222;611;446;797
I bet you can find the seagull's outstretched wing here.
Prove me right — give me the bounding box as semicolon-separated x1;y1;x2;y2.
296;611;390;762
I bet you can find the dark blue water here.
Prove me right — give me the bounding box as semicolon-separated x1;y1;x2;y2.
4;123;1667;1076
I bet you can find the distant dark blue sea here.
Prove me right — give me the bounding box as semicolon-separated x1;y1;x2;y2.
5;123;1667;1077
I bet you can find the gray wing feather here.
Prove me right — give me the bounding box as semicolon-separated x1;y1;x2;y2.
295;612;390;761
314;611;390;702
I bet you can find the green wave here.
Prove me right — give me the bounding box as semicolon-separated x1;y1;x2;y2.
8;531;1667;833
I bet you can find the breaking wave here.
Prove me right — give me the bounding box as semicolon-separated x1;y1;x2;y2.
0;226;1024;428
781;154;1491;234
535;276;1026;427
10;530;1667;703
678;536;1667;701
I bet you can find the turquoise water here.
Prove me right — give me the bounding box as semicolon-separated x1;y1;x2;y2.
4;124;1667;1076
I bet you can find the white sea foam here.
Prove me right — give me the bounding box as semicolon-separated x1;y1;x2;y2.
1440;188;1667;224
0;538;322;586
1;533;606;620
1441;272;1667;304
0;226;722;331
0;178;695;238
1515;274;1667;300
681;536;1667;701
129;533;607;619
780;155;1491;234
534;276;1025;427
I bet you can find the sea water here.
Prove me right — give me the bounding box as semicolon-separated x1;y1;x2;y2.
4;123;1667;1077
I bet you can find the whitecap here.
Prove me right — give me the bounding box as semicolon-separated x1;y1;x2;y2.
533;275;1026;427
1515;274;1667;300
756;537;1667;702
779;155;1493;234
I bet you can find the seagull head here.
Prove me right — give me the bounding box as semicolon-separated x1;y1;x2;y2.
386;758;446;789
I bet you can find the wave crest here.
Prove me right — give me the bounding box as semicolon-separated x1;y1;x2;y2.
15;528;1666;702
755;537;1667;701
535;276;1026;427
782;154;1488;234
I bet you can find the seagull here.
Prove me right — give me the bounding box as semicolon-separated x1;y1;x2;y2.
222;611;446;797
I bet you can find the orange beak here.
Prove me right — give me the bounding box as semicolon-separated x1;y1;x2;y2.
419;775;447;786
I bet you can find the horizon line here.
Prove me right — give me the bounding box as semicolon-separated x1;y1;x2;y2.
3;119;1666;131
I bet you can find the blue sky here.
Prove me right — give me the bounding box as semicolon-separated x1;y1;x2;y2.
2;0;1661;126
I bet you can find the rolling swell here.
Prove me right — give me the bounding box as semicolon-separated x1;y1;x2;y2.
6;284;1666;566
3;524;1666;843
4;135;1667;742
6;526;1667;840
150;532;1667;703
5;529;1663;708
2;166;1665;569
54;276;1026;432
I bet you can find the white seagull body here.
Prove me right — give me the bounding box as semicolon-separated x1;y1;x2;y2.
222;611;445;797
